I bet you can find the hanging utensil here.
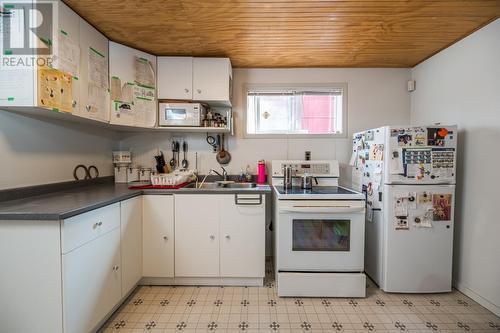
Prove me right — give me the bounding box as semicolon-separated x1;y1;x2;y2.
175;141;181;168
216;133;232;165
181;141;189;169
169;141;176;168
206;134;217;152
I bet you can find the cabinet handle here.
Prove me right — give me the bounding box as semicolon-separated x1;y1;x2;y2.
72;100;77;108
85;105;91;112
197;89;201;94
163;236;168;240
209;235;215;240
225;235;230;240
184;88;189;93
93;221;103;229
234;194;263;205
115;265;119;271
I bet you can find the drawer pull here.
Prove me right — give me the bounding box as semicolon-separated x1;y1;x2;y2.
234;194;262;205
163;236;168;240
225;235;230;240
93;221;103;229
209;235;215;240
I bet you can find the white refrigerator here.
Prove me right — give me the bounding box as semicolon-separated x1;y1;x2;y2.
351;125;457;293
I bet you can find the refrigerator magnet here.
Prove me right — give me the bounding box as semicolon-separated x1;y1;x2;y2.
432;194;453;221
394;217;409;230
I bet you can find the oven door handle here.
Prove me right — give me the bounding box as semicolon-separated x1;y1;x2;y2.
279;205;365;214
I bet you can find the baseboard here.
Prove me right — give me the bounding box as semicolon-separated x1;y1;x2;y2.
454;280;500;317
140;276;264;287
277;272;366;298
94;282;139;332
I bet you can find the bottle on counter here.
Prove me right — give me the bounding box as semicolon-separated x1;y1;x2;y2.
238;168;245;183
245;165;253;182
257;160;266;184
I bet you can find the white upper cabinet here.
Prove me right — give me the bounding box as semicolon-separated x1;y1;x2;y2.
157;57;232;106
143;195;175;278
109;42;157;127
157;57;193;100
193;58;232;105
53;1;80;113
78;19;110;122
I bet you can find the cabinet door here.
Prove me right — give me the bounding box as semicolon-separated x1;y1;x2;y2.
54;1;80;113
143;195;174;277
63;228;121;333
175;195;220;277
193;58;231;102
121;196;143;295
220;194;265;277
78;19;110;122
109;41;157;127
157;57;193;100
0;221;62;333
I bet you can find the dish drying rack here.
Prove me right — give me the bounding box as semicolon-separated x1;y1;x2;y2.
150;170;197;187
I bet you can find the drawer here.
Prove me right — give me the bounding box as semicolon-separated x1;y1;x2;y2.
62;203;120;254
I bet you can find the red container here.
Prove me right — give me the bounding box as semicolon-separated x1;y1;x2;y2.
257;160;266;184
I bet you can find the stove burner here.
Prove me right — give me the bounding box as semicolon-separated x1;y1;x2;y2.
274;186;358;196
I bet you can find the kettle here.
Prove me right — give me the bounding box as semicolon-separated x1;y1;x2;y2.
300;173;318;190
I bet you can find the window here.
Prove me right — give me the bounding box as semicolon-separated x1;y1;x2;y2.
245;84;346;137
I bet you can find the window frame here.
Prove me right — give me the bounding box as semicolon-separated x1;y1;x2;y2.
243;83;348;139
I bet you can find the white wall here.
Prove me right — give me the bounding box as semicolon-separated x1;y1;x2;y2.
0;111;118;190
411;19;500;316
120;68;411;180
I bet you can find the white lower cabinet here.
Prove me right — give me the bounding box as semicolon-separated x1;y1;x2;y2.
143;195;175;277
175;195;220;277
121;196;143;295
220;194;265;277
62;227;121;333
0;192;266;333
174;194;265;279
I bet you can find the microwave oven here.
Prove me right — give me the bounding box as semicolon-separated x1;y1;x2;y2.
159;103;207;127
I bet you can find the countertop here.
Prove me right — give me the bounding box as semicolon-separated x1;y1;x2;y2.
0;183;272;221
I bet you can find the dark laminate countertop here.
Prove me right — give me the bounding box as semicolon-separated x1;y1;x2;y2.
0;182;272;221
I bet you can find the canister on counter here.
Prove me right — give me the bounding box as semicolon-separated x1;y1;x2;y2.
114;166;128;183
127;167;140;182
139;168;152;181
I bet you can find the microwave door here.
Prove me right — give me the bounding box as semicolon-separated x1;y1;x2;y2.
167;108;188;121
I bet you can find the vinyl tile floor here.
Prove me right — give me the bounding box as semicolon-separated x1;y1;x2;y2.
100;259;499;333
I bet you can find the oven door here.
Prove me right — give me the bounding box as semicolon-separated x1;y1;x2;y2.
277;200;365;272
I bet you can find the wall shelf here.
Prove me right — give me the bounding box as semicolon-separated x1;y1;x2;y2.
2;106;232;134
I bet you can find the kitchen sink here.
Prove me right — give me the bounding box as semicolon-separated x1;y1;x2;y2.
185;182;219;189
185;182;257;189
224;183;257;188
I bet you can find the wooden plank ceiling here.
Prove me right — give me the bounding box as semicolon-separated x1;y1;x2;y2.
63;0;500;68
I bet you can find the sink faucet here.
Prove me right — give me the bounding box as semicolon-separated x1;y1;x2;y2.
210;166;228;181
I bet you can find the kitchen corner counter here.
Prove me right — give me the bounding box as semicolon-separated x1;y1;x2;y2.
0;182;272;221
